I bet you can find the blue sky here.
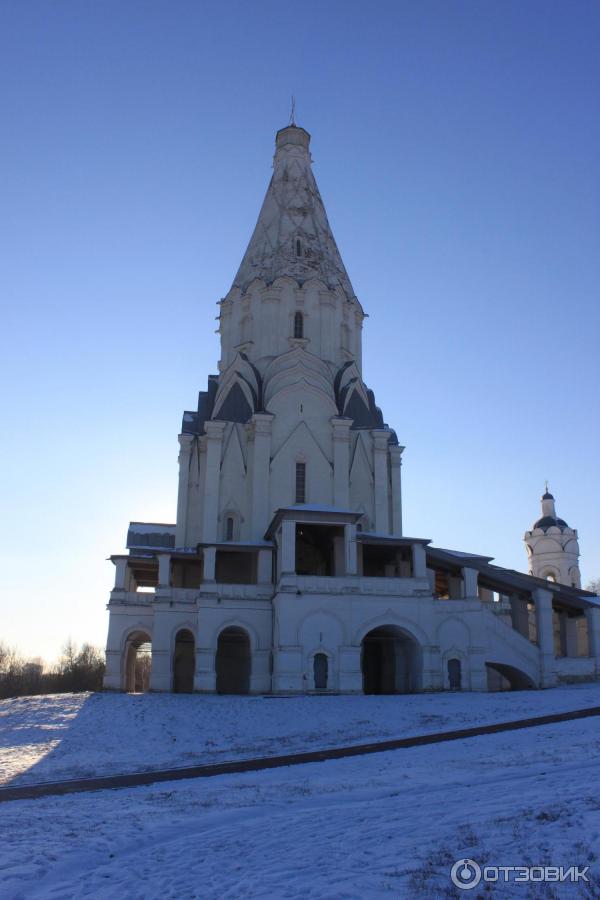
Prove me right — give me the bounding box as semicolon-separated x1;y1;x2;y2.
1;1;598;662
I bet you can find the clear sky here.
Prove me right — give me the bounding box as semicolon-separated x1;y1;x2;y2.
1;1;598;663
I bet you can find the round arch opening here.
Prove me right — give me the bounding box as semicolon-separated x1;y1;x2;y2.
124;630;152;693
173;629;195;693
216;627;251;694
361;625;421;694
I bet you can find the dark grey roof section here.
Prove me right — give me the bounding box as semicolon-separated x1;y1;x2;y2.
127;523;176;551
542;491;554;500
533;516;569;531
181;375;218;435
334;362;386;431
426;545;598;609
216;381;253;424
182;354;264;433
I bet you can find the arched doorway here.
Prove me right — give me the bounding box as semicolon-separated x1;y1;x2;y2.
447;658;462;690
173;629;195;693
216;627;251;694
124;631;152;693
313;653;328;690
361;626;421;694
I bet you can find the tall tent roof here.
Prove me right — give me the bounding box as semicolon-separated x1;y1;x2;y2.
232;125;356;301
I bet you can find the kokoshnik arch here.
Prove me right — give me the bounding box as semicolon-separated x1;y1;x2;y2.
103;123;600;695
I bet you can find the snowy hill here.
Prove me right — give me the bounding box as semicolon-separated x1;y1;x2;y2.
2;684;600;786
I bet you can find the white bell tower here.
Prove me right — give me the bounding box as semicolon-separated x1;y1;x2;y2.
524;487;581;588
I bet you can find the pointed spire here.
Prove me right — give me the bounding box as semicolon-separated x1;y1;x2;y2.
232;123;356;300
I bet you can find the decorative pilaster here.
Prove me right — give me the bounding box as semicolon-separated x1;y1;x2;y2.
389;445;404;536
202;421;227;543
248;413;274;538
175;433;195;547
331;416;351;508
372;429;391;533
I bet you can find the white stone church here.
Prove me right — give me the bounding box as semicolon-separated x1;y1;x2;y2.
103;122;600;695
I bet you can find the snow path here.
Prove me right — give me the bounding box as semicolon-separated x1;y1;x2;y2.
1;717;599;898
2;683;600;786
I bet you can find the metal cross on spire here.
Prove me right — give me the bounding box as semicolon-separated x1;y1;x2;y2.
289;95;296;127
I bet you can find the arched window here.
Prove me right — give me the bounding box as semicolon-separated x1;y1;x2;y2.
296;238;302;257
295;462;306;504
226;516;234;541
293;311;304;339
314;653;328;690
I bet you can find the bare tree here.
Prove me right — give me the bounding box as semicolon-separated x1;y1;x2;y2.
0;640;105;699
586;578;600;596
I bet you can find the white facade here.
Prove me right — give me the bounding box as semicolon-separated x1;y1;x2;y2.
104;124;600;695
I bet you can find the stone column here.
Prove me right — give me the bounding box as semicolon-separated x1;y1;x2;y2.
389;445;404;536
249;413;273;538
202;421;227;543
280;520;296;575
157;553;171;588
534;587;557;687
257;548;273;585
331;417;351;508
175;433;195;547
372;429;391;533
461;567;479;600
345;523;358;575
585;607;600;670
202;546;217;583
113;557;129;591
412;543;427;579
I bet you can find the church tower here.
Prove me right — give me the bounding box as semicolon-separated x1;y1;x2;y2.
524;488;581;588
175;123;403;552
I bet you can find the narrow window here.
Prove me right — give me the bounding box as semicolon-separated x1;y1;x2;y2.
226;516;234;541
295;462;306;504
293;311;304;339
296;238;302;257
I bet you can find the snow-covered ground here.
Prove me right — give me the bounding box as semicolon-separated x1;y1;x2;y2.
1;713;599;898
0;684;600;784
1;684;600;786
